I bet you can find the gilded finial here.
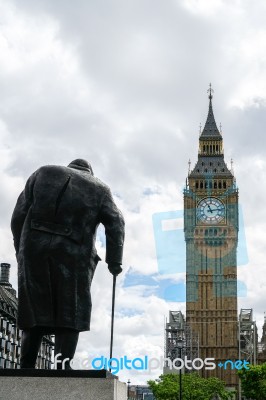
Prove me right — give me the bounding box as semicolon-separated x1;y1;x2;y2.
199;123;202;136
207;83;214;100
188;159;191;174
219;123;222;134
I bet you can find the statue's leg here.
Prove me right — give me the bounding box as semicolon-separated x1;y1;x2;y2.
20;327;45;368
54;328;79;369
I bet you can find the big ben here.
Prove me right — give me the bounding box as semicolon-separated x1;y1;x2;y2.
184;85;239;388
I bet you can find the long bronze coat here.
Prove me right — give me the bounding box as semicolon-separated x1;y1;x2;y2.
11;161;125;331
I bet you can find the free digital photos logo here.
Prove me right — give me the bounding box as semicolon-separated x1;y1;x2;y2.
54;354;250;374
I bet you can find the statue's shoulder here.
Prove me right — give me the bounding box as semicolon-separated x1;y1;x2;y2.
91;176;109;190
34;165;111;195
35;164;70;177
82;175;111;199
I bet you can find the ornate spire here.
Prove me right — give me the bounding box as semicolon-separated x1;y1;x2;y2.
200;84;222;139
189;86;232;178
207;83;213;100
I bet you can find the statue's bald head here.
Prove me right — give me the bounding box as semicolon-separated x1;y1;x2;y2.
68;159;94;175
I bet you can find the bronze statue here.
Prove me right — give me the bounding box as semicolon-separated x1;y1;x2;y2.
11;159;125;368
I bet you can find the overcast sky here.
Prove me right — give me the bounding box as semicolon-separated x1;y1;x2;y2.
1;0;266;384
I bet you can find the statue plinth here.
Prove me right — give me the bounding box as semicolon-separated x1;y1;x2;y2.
0;369;127;400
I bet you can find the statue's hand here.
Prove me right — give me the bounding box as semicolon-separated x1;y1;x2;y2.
108;263;122;276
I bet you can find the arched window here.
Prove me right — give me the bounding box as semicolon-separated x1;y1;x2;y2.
200;181;203;189
218;181;222;189
196;181;199;189
223;181;226;189
214;181;217;189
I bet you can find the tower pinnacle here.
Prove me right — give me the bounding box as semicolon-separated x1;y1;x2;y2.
189;87;234;176
200;84;221;139
207;82;214;100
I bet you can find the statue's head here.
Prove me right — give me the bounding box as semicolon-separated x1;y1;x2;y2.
68;159;94;175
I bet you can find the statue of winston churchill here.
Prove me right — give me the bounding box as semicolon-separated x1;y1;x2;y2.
11;159;125;369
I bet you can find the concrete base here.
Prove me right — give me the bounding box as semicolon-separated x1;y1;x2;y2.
0;369;127;400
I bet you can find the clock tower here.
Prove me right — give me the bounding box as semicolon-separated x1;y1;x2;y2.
184;86;239;387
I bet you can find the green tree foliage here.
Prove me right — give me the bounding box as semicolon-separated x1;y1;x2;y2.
238;363;266;400
147;373;234;400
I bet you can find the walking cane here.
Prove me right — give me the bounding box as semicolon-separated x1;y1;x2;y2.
109;274;117;372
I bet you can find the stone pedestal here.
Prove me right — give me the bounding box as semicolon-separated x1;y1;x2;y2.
0;369;127;400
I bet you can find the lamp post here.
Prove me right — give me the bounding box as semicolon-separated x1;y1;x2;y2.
127;379;131;400
177;338;183;400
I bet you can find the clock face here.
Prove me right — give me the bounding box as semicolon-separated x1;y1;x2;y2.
197;197;225;224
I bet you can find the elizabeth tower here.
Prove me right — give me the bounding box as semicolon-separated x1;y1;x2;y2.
184;86;239;387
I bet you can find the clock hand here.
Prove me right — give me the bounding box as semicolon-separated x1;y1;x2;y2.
207;205;213;213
